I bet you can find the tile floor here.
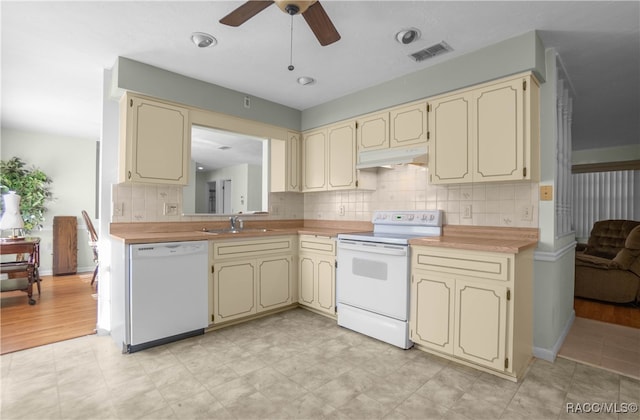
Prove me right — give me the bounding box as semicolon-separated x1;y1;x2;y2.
558;317;640;380
1;308;639;420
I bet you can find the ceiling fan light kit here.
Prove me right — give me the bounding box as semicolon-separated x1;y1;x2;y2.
395;28;421;44
191;32;216;48
297;76;315;86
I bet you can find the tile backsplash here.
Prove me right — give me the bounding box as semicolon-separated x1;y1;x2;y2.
112;164;538;228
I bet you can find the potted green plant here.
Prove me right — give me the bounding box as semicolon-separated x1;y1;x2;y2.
0;157;53;233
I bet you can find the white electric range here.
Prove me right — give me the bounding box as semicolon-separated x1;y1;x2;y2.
336;210;443;349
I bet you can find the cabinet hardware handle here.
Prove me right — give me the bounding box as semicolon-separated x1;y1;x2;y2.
127;170;131;180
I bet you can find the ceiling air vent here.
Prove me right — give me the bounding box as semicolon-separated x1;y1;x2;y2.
409;41;453;62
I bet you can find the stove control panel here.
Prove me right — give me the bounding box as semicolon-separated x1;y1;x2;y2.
372;210;442;226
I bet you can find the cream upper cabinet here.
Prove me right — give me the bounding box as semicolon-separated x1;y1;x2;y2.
429;72;539;184
287;131;301;192
302;128;327;192
210;236;295;325
410;245;533;381
119;93;190;185
428;92;473;184
356;101;428;154
327;121;356;190
302;121;375;192
271;131;301;193
298;235;336;318
389;101;429;148
357;112;389;152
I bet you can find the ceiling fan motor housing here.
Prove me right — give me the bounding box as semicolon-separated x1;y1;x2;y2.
275;0;317;15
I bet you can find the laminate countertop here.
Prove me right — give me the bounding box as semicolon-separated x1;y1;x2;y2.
410;225;539;254
109;220;372;245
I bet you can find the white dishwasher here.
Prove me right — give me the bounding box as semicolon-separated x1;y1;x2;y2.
127;241;208;353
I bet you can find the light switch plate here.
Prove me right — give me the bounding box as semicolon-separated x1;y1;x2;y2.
540;185;553;201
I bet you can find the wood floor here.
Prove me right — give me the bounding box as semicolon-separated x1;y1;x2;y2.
0;273;97;355
574;297;640;329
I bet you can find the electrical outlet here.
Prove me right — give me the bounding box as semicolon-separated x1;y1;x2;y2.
462;204;472;219
271;205;279;215
163;202;178;216
243;96;251;109
521;205;534;221
339;205;345;216
540;185;553;201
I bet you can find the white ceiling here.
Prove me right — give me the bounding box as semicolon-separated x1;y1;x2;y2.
2;1;639;152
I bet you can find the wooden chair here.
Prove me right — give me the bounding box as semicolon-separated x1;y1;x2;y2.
81;210;99;287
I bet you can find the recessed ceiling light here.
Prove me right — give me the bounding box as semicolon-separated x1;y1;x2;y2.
395;28;421;45
297;76;315;86
191;32;216;48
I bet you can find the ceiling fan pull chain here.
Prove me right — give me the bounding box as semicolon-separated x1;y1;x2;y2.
288;14;295;71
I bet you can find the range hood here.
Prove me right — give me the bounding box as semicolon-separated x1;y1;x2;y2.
356;145;428;169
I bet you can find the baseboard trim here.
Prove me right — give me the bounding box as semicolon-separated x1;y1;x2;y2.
534;241;577;262
533;309;575;362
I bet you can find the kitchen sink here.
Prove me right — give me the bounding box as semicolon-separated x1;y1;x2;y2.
200;228;272;234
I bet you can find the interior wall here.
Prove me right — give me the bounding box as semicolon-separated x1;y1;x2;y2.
1;128;97;275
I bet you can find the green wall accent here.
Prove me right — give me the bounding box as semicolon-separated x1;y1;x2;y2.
113;57;301;131
301;31;546;130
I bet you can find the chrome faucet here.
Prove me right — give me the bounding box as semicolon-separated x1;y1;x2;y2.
229;215;242;231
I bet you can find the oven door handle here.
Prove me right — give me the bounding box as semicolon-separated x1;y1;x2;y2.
338;241;407;256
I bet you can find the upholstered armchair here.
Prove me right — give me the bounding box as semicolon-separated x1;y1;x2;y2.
574;220;640;304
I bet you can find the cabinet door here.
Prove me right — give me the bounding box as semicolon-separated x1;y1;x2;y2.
212;260;256;324
453;278;508;371
316;257;335;314
327;121;356;190
287;131;301;191
302;129;327;191
356;112;389;152
299;255;316;307
390;102;428;148
429;93;473;184
125;95;190;185
257;256;292;312
410;272;455;354
473;78;525;182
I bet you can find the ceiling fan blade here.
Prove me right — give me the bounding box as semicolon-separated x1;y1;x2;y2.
302;1;341;46
220;0;274;27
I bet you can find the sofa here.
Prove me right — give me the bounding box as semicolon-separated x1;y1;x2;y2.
574;219;640;304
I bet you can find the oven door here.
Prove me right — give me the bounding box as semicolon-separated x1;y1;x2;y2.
336;239;410;321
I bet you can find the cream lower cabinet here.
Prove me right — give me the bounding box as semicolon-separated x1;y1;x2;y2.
119;93;190;185
410;245;533;381
298;235;336;317
429;72;539;184
210;236;296;325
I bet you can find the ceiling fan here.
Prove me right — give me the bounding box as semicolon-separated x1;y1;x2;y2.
220;0;341;47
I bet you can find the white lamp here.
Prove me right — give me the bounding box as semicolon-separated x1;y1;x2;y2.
0;191;25;240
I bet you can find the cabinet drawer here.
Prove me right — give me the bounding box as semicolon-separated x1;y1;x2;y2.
212;236;294;260
412;247;511;281
299;235;336;255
